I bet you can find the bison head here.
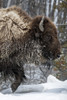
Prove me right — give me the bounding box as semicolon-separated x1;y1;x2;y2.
31;16;61;60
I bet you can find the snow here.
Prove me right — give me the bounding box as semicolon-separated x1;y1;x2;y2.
0;75;67;100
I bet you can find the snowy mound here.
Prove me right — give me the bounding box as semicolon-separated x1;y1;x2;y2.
0;75;67;100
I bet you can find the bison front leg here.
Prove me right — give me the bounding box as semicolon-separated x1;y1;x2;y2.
11;64;26;92
11;74;22;92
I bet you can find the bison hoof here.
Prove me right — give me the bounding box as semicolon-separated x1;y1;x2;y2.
11;82;19;92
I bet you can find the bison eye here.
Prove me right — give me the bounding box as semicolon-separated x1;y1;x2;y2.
45;35;53;42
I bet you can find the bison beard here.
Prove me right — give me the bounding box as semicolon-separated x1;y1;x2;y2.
0;6;61;92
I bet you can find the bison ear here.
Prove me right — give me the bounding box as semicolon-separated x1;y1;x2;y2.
39;16;48;32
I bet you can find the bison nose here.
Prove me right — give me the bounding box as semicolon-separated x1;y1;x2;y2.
57;53;60;58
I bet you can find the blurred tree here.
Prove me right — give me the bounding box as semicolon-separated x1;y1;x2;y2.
54;55;67;80
0;0;3;8
53;0;67;80
60;0;67;8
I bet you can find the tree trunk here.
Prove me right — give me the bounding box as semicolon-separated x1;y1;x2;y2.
0;0;3;8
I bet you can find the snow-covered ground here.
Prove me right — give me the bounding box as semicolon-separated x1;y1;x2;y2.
0;75;67;100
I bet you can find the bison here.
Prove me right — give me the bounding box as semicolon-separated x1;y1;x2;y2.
0;6;61;92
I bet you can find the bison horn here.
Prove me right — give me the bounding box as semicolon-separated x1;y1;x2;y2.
39;16;45;32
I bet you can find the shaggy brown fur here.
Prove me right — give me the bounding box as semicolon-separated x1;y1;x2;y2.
0;6;61;92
